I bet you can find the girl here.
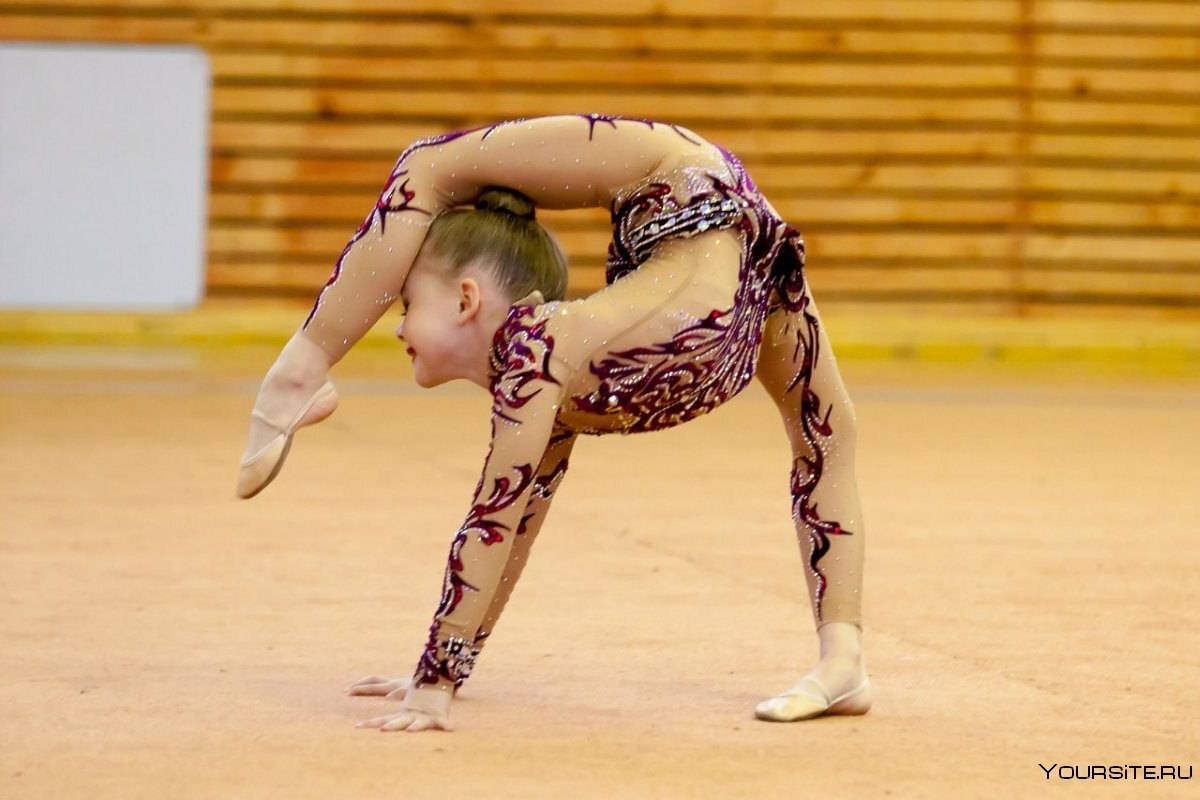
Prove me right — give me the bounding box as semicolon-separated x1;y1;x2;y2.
238;115;870;733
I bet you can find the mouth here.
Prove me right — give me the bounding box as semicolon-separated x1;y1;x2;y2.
405;347;416;358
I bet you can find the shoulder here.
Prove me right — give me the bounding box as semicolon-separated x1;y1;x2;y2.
495;295;590;351
490;301;579;422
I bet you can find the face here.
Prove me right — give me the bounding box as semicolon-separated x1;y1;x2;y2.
396;253;507;389
395;256;468;387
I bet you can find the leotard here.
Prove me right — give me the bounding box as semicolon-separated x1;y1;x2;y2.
298;116;858;693
311;117;843;693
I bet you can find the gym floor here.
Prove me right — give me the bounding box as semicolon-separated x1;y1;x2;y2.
1;319;1198;799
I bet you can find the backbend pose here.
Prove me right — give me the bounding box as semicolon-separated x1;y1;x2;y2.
238;115;870;733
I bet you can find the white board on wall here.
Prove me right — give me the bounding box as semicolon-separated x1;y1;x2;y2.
0;43;210;310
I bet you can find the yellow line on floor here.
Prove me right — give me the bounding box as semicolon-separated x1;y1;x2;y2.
0;301;1197;370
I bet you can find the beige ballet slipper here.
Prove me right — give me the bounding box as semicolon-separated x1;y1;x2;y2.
236;380;338;499
754;675;873;722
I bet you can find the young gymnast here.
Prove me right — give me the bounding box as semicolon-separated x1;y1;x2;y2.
238;115;870;733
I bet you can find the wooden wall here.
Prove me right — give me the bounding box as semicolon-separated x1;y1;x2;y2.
4;0;1199;315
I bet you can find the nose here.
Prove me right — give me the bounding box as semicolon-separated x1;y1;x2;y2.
395;319;405;341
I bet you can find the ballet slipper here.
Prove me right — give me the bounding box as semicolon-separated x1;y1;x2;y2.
236;380;338;499
754;675;873;722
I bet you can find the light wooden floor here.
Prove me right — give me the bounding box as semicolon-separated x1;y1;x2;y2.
1;342;1198;799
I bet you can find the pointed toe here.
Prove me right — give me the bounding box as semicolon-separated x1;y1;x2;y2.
235;378;336;499
236;435;290;499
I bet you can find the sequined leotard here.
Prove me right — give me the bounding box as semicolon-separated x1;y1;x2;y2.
301;116;865;694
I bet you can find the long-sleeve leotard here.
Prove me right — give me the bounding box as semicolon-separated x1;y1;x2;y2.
380;116;860;692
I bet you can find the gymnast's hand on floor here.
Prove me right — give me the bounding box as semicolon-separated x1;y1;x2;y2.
344;674;412;699
353;684;454;733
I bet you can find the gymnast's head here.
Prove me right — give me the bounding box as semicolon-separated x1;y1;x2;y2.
396;186;568;389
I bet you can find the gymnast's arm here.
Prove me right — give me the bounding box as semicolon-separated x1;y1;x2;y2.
472;422;577;652
411;351;569;694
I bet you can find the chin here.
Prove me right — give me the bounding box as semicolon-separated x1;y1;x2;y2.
412;364;448;389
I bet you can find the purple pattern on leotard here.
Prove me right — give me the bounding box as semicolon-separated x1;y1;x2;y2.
414;463;535;687
784;294;853;622
578;112;702;145
437;437;535;612
300;127;481;329
301;171;430;329
517;425;575;534
465;462;536;549
414;413;536;688
531;455;571;501
574;306;750;432
576;159;787;433
416;299;578;689
768;221;853;622
489;303;562;426
303;120;516;328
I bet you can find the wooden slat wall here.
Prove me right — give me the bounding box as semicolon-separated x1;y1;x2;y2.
3;0;1199;315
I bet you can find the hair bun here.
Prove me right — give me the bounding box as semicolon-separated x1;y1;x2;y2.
475;186;536;220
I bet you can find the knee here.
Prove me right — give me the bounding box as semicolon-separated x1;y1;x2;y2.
832;395;859;462
836;395;859;444
785;389;857;456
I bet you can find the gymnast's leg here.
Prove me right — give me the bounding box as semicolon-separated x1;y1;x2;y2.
753;287;871;722
235;154;441;489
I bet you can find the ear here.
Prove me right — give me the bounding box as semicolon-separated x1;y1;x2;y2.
457;276;483;323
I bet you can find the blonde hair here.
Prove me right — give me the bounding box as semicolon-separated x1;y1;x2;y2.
423;187;568;302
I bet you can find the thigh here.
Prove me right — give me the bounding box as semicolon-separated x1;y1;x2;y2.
757;282;858;453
